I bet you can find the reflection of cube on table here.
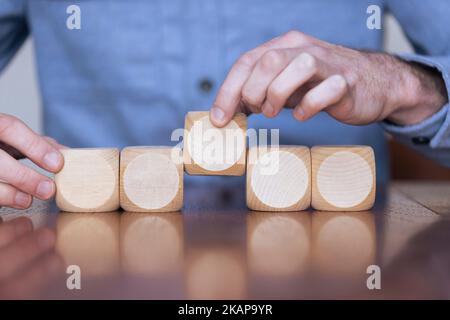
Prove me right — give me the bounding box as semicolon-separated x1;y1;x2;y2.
246;146;311;211
56;212;121;277
311;211;376;277
183;111;247;176
55;148;120;212
120;212;184;276
120;147;183;212
247;212;311;276
311;146;376;211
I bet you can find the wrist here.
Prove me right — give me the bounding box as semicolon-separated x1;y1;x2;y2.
386;58;448;126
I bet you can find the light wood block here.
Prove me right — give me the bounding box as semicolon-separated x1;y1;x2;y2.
246;145;311;211
183;111;247;176
311;146;376;211
55;148;120;212
120;146;183;212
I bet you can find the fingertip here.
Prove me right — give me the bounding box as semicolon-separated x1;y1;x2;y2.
262;101;276;118
36;180;56;200
43;150;64;173
14;191;33;209
293;107;307;122
330;74;347;91
210;106;228;127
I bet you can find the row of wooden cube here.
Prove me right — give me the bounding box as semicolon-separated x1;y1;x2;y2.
55;144;375;213
247;145;375;211
55;111;376;212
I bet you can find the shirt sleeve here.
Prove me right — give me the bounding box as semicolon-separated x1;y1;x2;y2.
0;0;28;73
382;0;450;167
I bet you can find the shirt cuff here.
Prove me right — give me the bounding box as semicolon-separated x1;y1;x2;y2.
381;53;450;149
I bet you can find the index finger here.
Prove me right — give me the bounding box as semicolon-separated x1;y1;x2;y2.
0;114;64;173
210;31;309;127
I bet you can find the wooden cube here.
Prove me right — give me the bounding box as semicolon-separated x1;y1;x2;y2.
183;111;247;176
246;146;311;211
311;146;376;211
55;148;120;212
120;146;183;212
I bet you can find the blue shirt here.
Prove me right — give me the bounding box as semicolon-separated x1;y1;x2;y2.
1;0;450;183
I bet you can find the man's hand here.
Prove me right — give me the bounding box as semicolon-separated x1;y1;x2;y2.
0;113;65;209
210;31;448;127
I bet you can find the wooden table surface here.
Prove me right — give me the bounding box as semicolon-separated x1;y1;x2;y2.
0;180;449;299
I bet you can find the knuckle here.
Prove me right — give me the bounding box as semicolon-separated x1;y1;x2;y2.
282;30;306;45
307;45;328;58
44;136;57;144
303;94;320;110
237;52;255;69
298;53;317;71
267;83;284;102
0;115;18;138
23;136;46;159
331;75;348;91
241;91;261;110
0;186;14;205
260;50;284;71
12;167;33;191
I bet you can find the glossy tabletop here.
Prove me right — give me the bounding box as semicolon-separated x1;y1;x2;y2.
0;181;449;299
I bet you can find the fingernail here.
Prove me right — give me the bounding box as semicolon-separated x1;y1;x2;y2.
38;229;56;250
15;192;31;208
296;108;306;120
43;151;62;171
36;181;54;199
262;102;274;117
211;107;225;123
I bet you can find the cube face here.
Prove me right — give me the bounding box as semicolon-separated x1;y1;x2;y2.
120;147;183;212
311;146;376;211
246;146;311;211
183;111;247;176
55;148;120;212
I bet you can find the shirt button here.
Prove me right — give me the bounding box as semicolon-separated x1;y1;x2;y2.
199;78;214;93
412;136;430;145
